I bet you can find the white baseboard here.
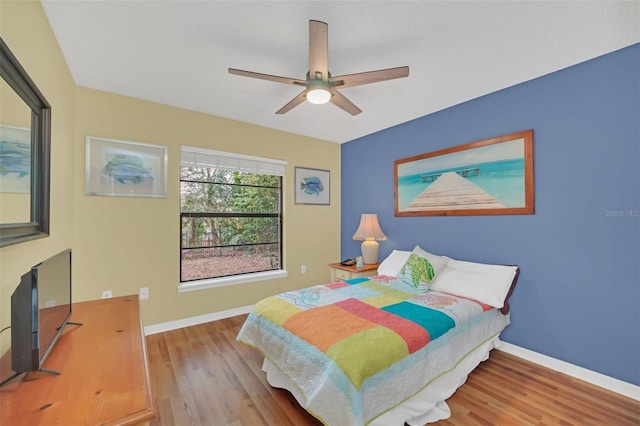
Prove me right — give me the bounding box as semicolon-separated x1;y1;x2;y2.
143;305;254;336
497;342;639;401
143;308;639;401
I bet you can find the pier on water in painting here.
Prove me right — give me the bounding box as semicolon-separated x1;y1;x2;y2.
421;166;480;183
406;172;504;211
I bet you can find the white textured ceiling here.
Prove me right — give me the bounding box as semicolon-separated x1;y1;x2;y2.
42;1;639;143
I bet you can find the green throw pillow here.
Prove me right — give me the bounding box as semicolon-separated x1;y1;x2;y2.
398;253;435;292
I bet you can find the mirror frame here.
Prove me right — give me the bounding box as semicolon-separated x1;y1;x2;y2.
0;37;51;247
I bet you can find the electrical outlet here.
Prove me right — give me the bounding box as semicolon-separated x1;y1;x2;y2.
102;290;112;299
139;287;149;300
301;265;307;274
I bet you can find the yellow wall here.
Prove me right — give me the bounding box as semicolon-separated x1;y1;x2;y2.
0;1;76;353
74;88;340;325
1;0;341;343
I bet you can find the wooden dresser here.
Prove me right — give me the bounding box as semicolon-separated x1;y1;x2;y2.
0;295;155;426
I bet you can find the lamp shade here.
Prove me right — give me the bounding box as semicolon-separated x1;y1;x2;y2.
352;214;386;264
352;214;387;241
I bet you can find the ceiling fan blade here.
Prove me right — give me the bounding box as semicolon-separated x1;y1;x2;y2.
229;68;306;86
309;20;329;81
329;89;362;116
275;90;308;114
331;66;409;89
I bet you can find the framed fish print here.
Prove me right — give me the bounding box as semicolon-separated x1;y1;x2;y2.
0;124;31;193
86;136;168;198
294;166;330;205
395;129;534;216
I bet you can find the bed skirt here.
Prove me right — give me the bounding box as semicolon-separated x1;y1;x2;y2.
263;334;503;425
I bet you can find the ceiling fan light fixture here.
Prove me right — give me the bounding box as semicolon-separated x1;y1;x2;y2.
229;20;409;115
306;87;331;104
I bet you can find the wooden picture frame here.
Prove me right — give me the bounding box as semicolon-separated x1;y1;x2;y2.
86;136;168;198
394;130;534;216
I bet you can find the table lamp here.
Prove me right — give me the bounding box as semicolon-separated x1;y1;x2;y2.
352;213;387;264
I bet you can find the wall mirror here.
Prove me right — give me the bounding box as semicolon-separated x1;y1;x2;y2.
0;37;50;247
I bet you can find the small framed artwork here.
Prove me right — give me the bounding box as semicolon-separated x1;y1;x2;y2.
0;124;31;193
395;129;534;216
294;166;330;205
86;136;168;198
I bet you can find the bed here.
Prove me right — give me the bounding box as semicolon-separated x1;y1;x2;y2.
237;246;520;425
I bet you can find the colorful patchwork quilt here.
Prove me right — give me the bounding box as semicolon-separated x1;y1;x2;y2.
237;276;505;425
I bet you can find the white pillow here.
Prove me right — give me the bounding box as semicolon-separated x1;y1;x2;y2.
377;250;411;276
377;246;449;278
412;245;449;277
430;258;518;308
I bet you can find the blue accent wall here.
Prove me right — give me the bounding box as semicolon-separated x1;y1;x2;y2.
341;44;639;386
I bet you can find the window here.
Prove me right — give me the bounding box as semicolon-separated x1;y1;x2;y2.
180;146;286;285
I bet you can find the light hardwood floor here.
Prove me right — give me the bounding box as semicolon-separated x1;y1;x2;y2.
146;315;639;425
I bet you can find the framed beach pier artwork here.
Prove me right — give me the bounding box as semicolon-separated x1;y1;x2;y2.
394;130;534;216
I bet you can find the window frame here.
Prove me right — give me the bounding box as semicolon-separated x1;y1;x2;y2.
178;146;287;292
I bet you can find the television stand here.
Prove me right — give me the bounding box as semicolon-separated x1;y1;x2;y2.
36;321;84;376
0;321;84;387
0;296;155;425
0;372;20;387
37;367;60;376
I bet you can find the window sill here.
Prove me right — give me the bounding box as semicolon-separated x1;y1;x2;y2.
177;269;288;293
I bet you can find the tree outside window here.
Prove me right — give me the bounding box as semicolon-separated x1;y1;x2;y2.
180;164;282;282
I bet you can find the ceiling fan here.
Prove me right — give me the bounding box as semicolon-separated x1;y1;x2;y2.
228;20;409;116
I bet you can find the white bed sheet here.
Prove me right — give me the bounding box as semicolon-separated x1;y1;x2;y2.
262;310;509;425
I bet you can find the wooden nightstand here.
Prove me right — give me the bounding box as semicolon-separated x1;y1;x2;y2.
328;262;380;282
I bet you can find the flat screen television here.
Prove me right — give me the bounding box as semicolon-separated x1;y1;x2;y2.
1;248;79;386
